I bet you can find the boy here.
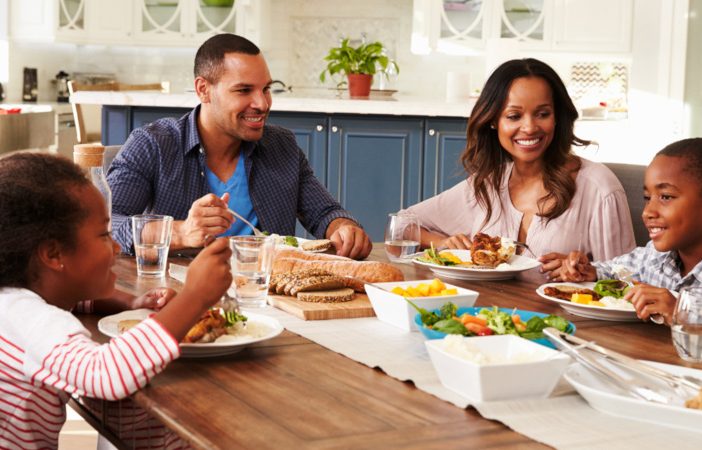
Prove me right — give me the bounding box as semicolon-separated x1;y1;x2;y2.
556;138;702;325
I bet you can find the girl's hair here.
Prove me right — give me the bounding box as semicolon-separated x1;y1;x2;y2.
460;58;590;226
0;152;90;287
657;138;702;189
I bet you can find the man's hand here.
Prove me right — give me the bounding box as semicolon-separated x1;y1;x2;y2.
625;284;676;325
171;193;234;249
326;218;372;259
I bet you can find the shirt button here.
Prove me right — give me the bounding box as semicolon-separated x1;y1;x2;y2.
200;171;204;176
199;148;204;154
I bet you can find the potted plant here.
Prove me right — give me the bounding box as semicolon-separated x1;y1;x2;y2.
319;38;399;98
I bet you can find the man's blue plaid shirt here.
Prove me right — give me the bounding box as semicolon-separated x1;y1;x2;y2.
107;106;356;253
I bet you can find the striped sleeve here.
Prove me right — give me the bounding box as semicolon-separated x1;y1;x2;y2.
29;318;180;401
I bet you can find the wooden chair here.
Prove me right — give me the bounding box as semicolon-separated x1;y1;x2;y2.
67;80;170;144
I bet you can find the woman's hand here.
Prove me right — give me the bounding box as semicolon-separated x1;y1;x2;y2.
625;284;676;325
131;288;177;310
439;234;472;250
548;251;597;282
539;252;566;280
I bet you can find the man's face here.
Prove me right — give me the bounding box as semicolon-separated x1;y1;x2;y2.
199;52;273;143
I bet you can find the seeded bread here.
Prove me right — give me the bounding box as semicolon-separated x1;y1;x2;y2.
289;275;346;296
301;239;333;252
297;288;355;303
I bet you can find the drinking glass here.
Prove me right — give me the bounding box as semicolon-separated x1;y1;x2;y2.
384;212;421;263
131;214;173;277
229;235;275;308
671;287;702;363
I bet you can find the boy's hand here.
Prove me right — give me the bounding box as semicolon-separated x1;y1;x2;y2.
559;251;597;282
131;288;177;310
181;237;233;308
625;284;676;325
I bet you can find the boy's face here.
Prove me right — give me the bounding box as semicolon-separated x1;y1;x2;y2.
643;155;702;255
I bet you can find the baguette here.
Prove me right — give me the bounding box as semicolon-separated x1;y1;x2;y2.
272;257;404;292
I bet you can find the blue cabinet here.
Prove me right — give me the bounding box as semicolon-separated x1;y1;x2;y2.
422;118;468;199
327;116;423;242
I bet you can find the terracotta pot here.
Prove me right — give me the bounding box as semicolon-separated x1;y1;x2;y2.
347;73;372;98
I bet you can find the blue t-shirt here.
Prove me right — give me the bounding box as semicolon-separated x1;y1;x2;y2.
205;152;260;236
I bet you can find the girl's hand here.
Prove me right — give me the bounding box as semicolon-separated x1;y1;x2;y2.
131;288;177;310
625;284;676;325
558;251;597;282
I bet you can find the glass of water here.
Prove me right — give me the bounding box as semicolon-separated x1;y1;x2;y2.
384;212;421;263
229;235;275;308
671;287;702;363
131;214;173;277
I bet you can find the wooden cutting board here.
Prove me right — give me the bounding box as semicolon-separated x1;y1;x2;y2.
267;292;375;320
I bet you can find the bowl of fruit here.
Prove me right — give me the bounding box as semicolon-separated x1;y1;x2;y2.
365;279;478;331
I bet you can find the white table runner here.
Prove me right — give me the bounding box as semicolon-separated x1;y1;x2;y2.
255;306;702;449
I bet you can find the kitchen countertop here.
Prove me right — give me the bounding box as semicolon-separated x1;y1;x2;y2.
69;88;476;118
0;102;73;114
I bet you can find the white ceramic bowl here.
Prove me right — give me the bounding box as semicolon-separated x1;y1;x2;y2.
365;280;478;331
425;335;571;402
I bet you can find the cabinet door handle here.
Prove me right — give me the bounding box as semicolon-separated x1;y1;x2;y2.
428;129;436;136
316;125;324;132
331;126;339;133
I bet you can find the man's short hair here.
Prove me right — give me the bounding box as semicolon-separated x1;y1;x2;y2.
194;33;261;83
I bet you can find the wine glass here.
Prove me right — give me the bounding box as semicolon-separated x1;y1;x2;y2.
384;212;421;263
671;287;702;363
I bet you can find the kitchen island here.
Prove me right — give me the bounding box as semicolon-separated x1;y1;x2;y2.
74;89;474;241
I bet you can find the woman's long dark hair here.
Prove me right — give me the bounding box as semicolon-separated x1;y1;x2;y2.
461;58;590;227
0;152;90;287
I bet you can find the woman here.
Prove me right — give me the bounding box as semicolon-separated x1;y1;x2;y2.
403;58;635;276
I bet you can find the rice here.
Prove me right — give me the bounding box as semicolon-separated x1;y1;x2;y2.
600;296;635;310
212;320;272;343
441;335;547;365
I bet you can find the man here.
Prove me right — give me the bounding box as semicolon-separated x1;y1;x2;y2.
108;34;372;259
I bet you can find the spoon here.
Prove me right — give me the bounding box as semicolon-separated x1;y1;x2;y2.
227;208;264;237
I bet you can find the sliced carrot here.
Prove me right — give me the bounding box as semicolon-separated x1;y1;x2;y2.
460;314;488;327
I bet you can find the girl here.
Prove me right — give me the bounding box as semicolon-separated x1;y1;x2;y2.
0;152;232;449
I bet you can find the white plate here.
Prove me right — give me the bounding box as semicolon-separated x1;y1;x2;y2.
565;361;702;432
412;249;540;281
536;282;638;321
98;309;284;358
275;236;329;253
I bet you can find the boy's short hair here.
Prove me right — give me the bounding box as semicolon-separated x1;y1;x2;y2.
657;138;702;183
0;152;90;287
194;33;260;83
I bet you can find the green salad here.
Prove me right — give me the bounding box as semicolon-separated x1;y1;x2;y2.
593;279;631;298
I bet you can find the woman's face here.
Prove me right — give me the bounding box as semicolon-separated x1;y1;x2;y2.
496;76;556;165
60;184;120;304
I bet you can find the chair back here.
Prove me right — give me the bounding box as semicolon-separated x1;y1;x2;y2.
68;80;170;144
604;162;648;247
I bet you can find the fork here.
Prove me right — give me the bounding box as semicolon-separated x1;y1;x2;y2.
514;240;536;258
227;208;264;237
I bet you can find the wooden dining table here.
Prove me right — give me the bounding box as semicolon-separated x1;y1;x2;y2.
72;244;699;449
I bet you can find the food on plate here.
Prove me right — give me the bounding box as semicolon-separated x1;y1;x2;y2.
410;301;570;339
272;249;404;292
470;233;515;267
297;288;355;303
593;279;631;298
389;278;458;298
543;285;601;301
282;235;299;247
415;233;516;268
301;239;333;252
685;388;702;409
118;309;247;344
117;319;141;334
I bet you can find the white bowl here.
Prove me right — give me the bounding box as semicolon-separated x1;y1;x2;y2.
365;280;478;331
425;335;571;402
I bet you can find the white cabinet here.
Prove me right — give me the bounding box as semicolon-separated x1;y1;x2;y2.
10;0;266;48
133;0;266;46
412;0;632;55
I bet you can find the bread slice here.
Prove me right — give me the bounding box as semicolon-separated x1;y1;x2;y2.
289;275;346;296
301;239;333;252
296;288;355;303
